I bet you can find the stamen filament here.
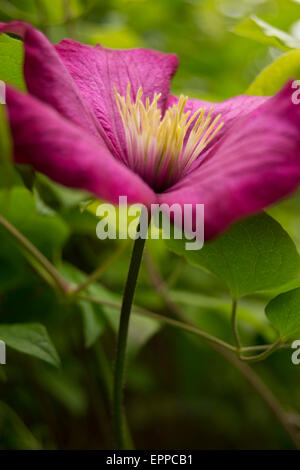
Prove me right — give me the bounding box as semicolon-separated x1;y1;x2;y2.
114;84;224;190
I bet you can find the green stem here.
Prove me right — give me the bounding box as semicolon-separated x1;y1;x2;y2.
240;338;282;363
231;298;241;353
78;292;285;355
95;343;134;448
94;343;113;403
0;214;70;294
34;0;49;33
113;235;147;450
79;292;237;352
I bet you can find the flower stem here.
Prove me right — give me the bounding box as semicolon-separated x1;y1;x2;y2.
113;234;147;450
95;343;134;448
231;298;241;353
240;338;283;363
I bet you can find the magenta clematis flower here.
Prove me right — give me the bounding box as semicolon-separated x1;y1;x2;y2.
2;21;300;239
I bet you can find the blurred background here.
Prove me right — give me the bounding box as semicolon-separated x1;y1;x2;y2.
1;0;300;450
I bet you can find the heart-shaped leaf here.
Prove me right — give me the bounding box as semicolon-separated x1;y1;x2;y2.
166;213;300;298
265;288;300;340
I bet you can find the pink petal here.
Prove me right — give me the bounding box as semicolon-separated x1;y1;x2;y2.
7;86;155;207
159;81;300;240
0;21;103;143
56;39;178;161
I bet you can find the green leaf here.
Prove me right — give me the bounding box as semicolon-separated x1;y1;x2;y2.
0;105;14;190
0;186;70;258
36;0;83;25
0;1;37;24
166;213;300;298
246;49;300;96
0;34;25;90
88;25;141;49
0;323;60;367
36;173;91;208
233;15;300;52
265;288;300;340
0;400;41;450
78;299;106;348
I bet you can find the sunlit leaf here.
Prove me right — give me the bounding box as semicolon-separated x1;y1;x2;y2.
233;15;300;51
246;49;300;95
0;34;25;90
88;25;142;49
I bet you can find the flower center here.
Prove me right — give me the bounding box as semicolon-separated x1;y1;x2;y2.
114;84;224;191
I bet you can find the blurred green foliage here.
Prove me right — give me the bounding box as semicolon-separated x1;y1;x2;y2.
1;0;300;450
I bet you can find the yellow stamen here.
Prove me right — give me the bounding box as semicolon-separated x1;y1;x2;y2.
114;84;224;190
